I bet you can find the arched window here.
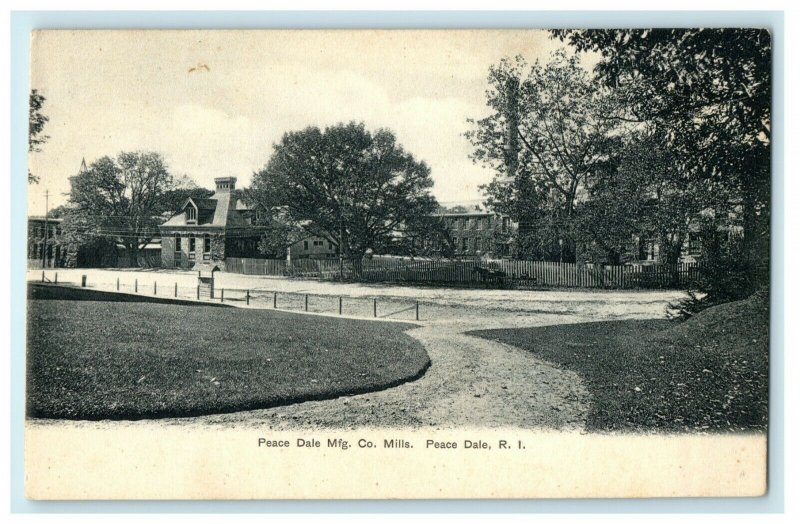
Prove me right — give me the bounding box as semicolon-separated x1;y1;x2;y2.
186;205;197;224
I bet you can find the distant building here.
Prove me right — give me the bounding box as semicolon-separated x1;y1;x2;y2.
27;216;66;268
290;236;338;260
435;209;515;258
158;176;336;270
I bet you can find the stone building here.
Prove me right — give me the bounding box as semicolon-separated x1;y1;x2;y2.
158;177;269;270
159;176;343;270
436;210;514;258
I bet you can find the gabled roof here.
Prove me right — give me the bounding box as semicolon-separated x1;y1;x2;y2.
160;193;257;229
192;198;218;211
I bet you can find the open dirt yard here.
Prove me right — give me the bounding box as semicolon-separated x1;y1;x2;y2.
27;268;688;431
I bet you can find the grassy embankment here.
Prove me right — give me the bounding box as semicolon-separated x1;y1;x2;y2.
470;291;769;432
27;284;429;420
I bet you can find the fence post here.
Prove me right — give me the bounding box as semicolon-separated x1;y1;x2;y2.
416;301;419;321
81;275;87;288
135;279;138;293
117;277;120;291
174;282;178;298
221;289;224;303
197;285;200;300
246;289;250;306
54;272;58;284
154;281;157;295
339;296;342;315
373;298;377;318
305;294;308;311
41;271;45;282
273;291;277;309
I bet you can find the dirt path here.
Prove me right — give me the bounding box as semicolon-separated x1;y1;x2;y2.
27;270;684;431
165;316;590;430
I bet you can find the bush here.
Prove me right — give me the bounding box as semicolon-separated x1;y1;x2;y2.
670;222;768;319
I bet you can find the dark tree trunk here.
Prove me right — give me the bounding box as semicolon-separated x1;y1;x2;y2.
127;242;139;268
740;149;771;294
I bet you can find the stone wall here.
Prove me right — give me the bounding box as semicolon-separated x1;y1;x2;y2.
161;232;226;269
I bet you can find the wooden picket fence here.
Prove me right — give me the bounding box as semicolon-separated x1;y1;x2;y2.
225;256;701;290
225;257;287;276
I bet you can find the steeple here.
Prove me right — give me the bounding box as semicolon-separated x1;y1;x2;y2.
79;157;87;174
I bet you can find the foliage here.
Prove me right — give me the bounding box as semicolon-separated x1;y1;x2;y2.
65;151;173;266
28;89;50;184
573;132;716;265
553;29;771;297
468;30;770;307
438;204;471;213
159;186;214;217
466;50;624;262
47;204;69;219
156;174;215;216
253;207;308;259
249;122;439;258
235;188;315;259
669;221;757;319
57;209;118;267
377;214;456;258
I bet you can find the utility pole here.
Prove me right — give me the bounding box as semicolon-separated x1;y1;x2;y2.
41;189;49;268
339;211;344;280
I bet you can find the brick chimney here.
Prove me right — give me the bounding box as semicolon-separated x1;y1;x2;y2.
214;177;236;193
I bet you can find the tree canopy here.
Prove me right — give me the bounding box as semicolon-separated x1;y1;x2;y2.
249;122;440;258
468;29;770;283
28;89;49;184
466;50;624;262
65;151;173;266
553;29;770;286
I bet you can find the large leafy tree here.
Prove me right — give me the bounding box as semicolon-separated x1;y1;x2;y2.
466;50;623;262
552;28;771;290
28;89;49;184
249;122;440;259
158;175;214;215
573;131;716;266
65;151;173;266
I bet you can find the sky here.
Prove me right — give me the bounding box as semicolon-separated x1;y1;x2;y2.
28;29;579;214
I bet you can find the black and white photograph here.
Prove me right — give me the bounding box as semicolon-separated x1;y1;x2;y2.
23;27;772;499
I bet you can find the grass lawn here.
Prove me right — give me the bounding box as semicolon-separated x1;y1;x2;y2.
469;291;769;433
26;285;429;420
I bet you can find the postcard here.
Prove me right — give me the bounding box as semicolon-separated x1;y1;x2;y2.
24;28;770;499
